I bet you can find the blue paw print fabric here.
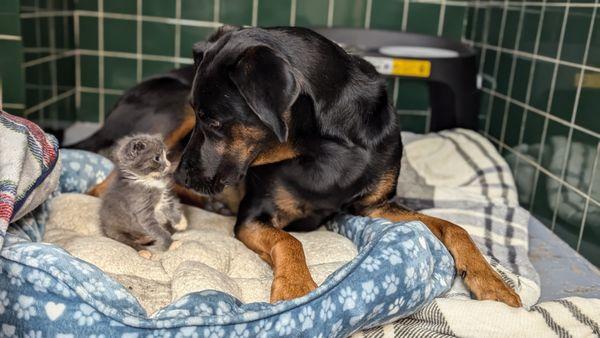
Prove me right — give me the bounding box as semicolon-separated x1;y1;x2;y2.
1;150;455;337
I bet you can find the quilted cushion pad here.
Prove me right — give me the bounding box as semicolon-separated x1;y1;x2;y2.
43;193;358;314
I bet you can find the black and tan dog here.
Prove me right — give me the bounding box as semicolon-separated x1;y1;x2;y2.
72;26;521;306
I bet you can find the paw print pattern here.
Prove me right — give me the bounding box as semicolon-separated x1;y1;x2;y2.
388;297;406;315
338;287;358;311
361;281;379;303
215;301;232;316
382;248;403;265
27;270;52;293
361;256;381;272
275;313;296;336
404;267;417;288
175;327;198;338
7;264;23;286
203;327;224;338
82;278;107;297
407;290;422;308
382;274;400;296
23;330;42;338
330;319;343;337
298;306;315;331
147;330;171;338
193;303;214;315
13;295;36;320
73;304;101;326
0;291;9;315
319;297;336;321
231;324;250;338
402;239;422;258
1;324;17;338
254;320;272;338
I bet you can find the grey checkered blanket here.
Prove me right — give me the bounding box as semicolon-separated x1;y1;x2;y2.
354;129;600;337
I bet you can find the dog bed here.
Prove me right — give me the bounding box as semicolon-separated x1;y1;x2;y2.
42;192;360;314
0;112;455;337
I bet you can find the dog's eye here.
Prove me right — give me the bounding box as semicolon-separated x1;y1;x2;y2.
207;119;221;130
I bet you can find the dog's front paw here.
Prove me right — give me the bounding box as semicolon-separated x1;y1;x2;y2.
462;267;522;307
270;273;317;303
173;216;188;231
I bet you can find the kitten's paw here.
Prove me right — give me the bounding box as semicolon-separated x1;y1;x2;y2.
138;250;153;259
173;216;188;231
169;240;183;251
145;237;172;253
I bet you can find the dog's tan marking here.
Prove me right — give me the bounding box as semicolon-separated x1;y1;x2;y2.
359;202;522;307
272;185;307;228
359;169;398;207
164;106;195;148
213;140;226;155
215;184;244;213
252;142;299;166
274;186;300;213
282;110;292;124
87;169;116;197
172;184;211;208
236;220;317;302
227;124;265;162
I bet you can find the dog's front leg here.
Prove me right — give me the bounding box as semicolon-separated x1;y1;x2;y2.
235;218;317;303
358;202;522;307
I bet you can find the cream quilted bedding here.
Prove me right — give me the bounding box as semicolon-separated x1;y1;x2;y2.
43;193;358;314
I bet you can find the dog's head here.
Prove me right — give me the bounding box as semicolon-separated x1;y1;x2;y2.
175;26;300;194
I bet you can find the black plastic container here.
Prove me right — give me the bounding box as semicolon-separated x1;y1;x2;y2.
314;28;479;131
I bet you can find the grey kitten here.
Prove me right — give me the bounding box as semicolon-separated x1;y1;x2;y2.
100;134;188;253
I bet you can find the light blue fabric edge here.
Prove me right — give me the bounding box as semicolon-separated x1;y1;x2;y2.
0;218;452;327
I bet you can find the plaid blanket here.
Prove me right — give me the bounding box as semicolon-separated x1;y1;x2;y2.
0;111;60;249
353;129;600;337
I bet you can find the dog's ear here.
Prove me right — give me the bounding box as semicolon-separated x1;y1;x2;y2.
192;42;208;66
192;25;240;67
208;25;240;42
229;46;300;142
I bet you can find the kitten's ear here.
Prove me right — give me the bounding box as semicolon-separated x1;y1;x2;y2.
132;140;146;152
123;139;146;160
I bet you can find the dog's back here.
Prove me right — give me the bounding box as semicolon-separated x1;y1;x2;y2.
66;66;195;157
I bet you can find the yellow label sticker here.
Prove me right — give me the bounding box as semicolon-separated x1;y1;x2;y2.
576;72;600;88
391;59;431;78
363;56;432;78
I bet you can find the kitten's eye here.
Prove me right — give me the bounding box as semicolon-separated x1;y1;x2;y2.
154;155;161;162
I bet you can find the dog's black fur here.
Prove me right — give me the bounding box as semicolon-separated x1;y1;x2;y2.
68;67;195;158
176;26;402;228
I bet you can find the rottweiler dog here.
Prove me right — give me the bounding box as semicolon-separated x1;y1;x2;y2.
74;26;521;306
